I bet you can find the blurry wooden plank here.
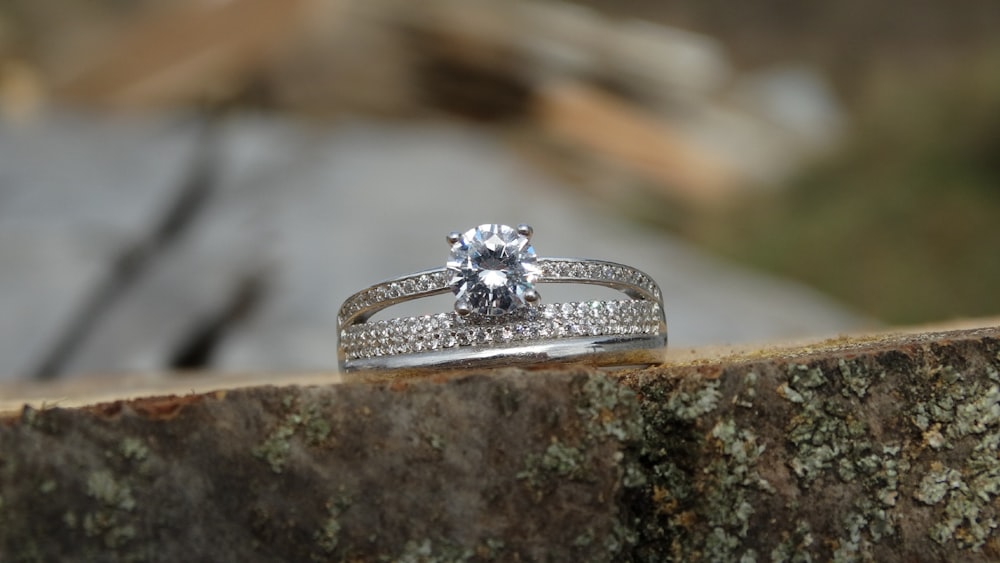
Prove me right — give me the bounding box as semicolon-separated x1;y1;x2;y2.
534;80;738;206
57;0;308;107
0;113;202;380
0;234;109;381
0;113;201;236
58;245;269;377
57;117;316;378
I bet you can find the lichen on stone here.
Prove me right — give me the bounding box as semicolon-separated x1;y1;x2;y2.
733;372;758;408
253;417;297;474
790;364;827;390
909;363;1000;549
82;470;137;549
664;380;721;422
518;439;587;488
918;432;1000;549
769;521;815;563
622;460;647;489
118;437;150;477
703;526;740;561
622;372;727;561
253;391;334;474
424;432;445;451
777;357;918;557
314;503;343;555
781;359;901;496
838;358;882;399
86;470;135;511
702;419;771;552
576;373;642;442
477;538;505;560
575;373;647;497
119;438;148;461
831;510;868;561
573;528;594;547
604;518;639;556
952;383;1000;438
539;440;586;479
391;538;475;563
916;463;964;506
783;366;864;484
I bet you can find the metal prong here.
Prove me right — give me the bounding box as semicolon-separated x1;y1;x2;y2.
523;288;540;303
516;224;533;238
446;231;462;245
455;300;473;316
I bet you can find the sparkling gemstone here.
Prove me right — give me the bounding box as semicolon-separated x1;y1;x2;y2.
417;275;433;292
388;283;401;298
561;302;576;317
447;224;541;316
475;327;494;343
500;326;514;341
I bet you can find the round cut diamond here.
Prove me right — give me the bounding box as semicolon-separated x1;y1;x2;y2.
447;224;540;316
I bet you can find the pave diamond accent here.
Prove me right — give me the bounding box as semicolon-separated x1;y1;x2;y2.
447;224;541;316
337;259;661;328
338;270;450;326
341;300;663;360
538;259;660;299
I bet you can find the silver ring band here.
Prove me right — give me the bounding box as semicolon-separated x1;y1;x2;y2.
337;225;667;379
344;334;667;379
338;258;661;327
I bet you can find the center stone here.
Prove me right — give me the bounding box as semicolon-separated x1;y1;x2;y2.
447;224;540;316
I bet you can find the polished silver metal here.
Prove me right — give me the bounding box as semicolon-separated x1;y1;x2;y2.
338;259;667;379
338;224;666;379
454;299;473;316
338;258;662;328
344;334;666;379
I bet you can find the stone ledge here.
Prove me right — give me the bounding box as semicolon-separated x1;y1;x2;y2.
2;324;999;561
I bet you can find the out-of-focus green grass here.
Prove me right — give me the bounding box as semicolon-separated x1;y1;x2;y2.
697;54;1000;324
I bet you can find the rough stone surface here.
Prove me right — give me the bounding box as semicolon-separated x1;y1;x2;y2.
623;327;1000;562
0;369;639;562
3;326;1000;561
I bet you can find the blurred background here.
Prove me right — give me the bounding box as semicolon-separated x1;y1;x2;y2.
1;0;999;382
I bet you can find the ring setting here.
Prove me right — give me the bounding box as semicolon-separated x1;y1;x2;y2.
338;223;667;378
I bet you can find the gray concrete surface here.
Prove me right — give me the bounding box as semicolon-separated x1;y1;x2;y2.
0;112;202;379
0;111;869;380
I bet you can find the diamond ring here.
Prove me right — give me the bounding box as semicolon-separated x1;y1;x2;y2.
338;223;667;379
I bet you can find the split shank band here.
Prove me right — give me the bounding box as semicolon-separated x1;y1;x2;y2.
337;224;667;379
